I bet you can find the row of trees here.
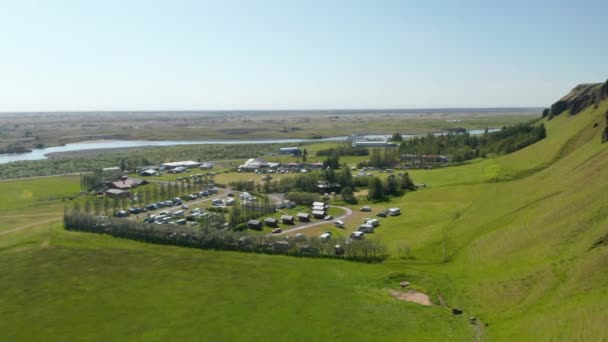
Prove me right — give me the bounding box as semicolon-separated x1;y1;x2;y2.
316;145;369;156
64;211;388;263
397;121;547;162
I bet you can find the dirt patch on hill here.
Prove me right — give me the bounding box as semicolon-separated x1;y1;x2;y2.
389;289;432;306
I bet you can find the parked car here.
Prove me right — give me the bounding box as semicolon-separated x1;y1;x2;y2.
114;210;129;218
182;204;189;209
272;228;282;234
320;232;332;241
360;206;372;212
376;211;387;218
324;215;334;220
334;220;345;228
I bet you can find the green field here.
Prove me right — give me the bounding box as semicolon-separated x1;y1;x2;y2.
1;99;607;340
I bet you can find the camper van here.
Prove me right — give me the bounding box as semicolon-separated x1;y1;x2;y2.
364;218;380;227
357;224;374;233
350;231;365;240
388;207;401;216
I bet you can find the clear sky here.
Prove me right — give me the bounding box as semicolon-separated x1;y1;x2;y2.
0;0;607;111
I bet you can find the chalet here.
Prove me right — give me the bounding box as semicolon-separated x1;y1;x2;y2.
312;205;325;212
108;176;147;190
312;210;325;219
264;217;279;228
312;202;327;208
281;215;295;225
247;220;263;230
105;189;130;198
297;212;311;222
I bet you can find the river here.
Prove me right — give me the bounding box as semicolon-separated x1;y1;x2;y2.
0;129;499;164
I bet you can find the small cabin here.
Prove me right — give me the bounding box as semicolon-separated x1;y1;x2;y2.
281;215;295;225
312;210;325;219
247;220;263;230
264;217;279;228
297;213;310;222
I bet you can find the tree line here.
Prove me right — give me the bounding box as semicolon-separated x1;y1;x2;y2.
398;121;547;162
64;210;388;263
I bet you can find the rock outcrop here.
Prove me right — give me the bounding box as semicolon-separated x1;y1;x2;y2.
542;79;608;119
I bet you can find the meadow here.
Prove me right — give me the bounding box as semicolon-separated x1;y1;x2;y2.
0;101;607;340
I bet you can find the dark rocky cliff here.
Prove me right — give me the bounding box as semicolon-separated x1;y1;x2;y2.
543;79;608;118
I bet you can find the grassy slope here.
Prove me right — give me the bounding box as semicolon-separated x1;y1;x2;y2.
0;101;606;340
372;100;608;340
0;225;471;341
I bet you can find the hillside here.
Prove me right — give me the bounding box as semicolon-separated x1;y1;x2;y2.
1;82;607;341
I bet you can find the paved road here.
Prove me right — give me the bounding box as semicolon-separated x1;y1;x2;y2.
271;205;353;236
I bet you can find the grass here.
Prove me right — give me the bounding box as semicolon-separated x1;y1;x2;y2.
1;102;607;340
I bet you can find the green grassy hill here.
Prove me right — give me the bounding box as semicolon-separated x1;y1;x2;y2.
1;83;607;340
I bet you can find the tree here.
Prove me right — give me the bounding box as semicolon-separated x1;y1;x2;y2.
340;186;357;204
391;133;403;142
302;148;308;163
103;196;110;215
401;172;415;191
94;197;102;215
368;177;385;201
84;198;92;214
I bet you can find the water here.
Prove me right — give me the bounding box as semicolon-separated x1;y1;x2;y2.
0;129;500;164
0;137;348;164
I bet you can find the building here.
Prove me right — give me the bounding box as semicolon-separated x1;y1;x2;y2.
247;220;263;230
102;166;122;172
107;176;147;190
308;162;324;169
279;147;302;156
105;189;130;198
281;215;295;225
297;213;311;222
352;140;396;148
312;210;325;219
264;217;279;228
162;161;200;168
238;158;280;172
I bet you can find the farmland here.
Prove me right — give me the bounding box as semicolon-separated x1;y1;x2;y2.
1;92;607;340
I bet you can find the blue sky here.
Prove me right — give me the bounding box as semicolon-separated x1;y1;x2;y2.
0;0;606;111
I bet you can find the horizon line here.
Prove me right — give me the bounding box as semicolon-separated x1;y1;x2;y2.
0;106;544;114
